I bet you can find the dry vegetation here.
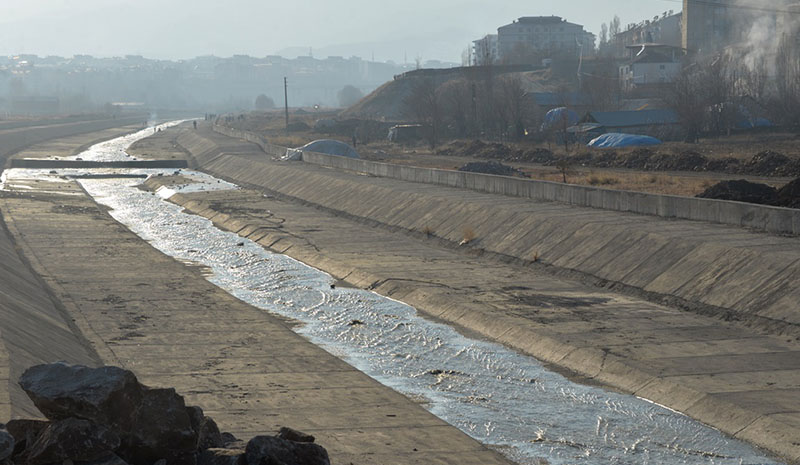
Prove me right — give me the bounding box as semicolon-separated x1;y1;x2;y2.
216;111;796;198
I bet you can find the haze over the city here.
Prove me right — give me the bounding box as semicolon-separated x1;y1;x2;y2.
0;0;673;61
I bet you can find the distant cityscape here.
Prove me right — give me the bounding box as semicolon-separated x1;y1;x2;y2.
0;54;454;114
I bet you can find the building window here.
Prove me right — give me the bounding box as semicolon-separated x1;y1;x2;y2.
660;64;666;70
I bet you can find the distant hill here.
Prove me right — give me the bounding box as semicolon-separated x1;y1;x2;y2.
341;65;561;122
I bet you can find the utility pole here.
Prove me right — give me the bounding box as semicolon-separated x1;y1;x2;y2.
284;77;289;130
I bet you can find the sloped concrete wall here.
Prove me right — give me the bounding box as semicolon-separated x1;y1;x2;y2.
0;116;145;168
181;130;800;336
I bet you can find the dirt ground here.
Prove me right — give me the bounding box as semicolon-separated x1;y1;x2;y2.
215;112;799;197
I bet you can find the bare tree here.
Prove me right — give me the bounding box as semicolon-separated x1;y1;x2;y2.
772;34;800;127
494;75;530;140
403;78;442;148
582;57;620;110
438;79;472;138
337;85;364;108
669;62;709;143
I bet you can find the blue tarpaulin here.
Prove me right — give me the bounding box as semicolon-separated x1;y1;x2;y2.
541;107;579;130
588;133;662;148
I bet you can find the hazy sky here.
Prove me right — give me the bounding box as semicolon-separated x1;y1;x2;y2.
0;0;678;62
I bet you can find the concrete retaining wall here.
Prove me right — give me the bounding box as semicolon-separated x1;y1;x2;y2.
211;125;800;236
301;150;800;236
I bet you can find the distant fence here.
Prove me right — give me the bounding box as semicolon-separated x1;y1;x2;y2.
212;124;800;236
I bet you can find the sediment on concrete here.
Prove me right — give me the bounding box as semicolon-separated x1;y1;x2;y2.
0;200;102;420
0;118;152;420
180;129;800;338
168;127;800;463
213;124;800;236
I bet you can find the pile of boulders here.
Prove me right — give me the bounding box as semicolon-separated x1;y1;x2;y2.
0;363;329;465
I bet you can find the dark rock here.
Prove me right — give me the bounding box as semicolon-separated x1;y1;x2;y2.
186;406;224;450
776;177;800;209
26;418;121;465
5;419;47;455
197;449;244;465
119;388;198;465
245;436;330;465
219;433;239;447
458;161;528;178
19;363;144;429
79;452;130;465
276;427;315;443
696;179;779;205
0;426;14;461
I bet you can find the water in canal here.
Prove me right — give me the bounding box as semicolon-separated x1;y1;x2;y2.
2;124;781;465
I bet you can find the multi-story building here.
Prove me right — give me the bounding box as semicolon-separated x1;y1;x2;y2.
472;34;499;65
681;0;798;53
496;16;595;60
611;12;682;57
619;44;682;94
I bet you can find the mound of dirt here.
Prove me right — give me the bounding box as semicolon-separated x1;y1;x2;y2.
696;179;779;205
511;148;556;163
743;151;792;176
705;157;741;172
648;151;708;171
437;140;521;160
458;161;529;178
776;178;800;208
614;148;654;170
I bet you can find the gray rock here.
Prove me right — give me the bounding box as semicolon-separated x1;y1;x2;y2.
19;363;143;429
118;388;198;465
0;426;14;461
186;406;223;450
245;436;330;465
197;449;244;465
276;427;315;443
26;418;121;465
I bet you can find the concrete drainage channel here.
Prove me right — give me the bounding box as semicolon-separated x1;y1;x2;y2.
1;124;782;465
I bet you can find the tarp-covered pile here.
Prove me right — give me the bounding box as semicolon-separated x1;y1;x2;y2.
588;133;662;148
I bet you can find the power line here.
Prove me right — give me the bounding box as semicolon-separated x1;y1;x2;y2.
659;0;800;15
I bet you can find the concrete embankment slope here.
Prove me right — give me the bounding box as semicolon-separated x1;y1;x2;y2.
0;116;146;168
181;128;800;337
0;128;513;465
168;126;800;463
0;118;150;420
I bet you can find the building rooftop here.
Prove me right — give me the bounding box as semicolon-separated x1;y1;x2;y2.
584;109;679;127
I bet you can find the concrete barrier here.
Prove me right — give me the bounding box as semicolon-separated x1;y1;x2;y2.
299;150;800;236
